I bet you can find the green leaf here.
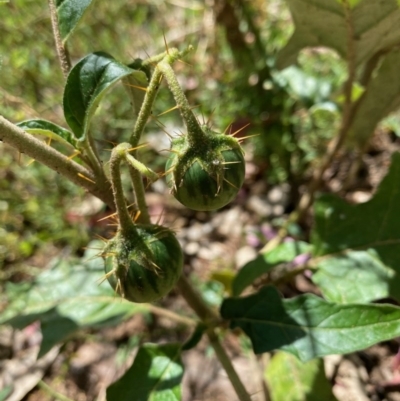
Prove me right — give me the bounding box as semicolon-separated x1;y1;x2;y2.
265;352;337;401
0;386;12;401
17;119;77;148
277;0;400;69
107;343;184;401
221;286;400;361
348;49;400;146
0;242;146;356
312;152;400;300
63;52;146;140
232;241;311;296
56;0;96;42
312;250;394;304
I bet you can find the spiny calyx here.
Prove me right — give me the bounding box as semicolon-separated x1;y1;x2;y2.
166;126;245;211
101;224;183;303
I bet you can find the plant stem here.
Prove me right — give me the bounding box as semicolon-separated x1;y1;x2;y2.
147;304;197;327
0;115;115;209
109;143;137;236
48;0;71;78
176;275;252;401
128;166;150;224
38;380;75;401
158;52;206;147
130;68;163;147
208;330;252;401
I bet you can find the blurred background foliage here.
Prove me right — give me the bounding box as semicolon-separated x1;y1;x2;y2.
0;0;347;285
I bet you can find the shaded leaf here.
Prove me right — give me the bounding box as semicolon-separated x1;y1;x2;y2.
348;49;400;146
0;242;146;356
63;52;146;140
265;352;337;401
312;152;400;300
277;0;400;69
221;286;400;361
17;119;77;148
107;343;184;401
233;241;311;296
312;250;394;304
56;0;96;42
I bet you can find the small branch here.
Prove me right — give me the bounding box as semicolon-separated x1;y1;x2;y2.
0;115;115;209
38;381;75;401
147;304;198;327
177;275;219;322
177;275;252;401
128;166;151;224
129;68;163;147
208;330;253;401
48;0;71;78
109;143;136;236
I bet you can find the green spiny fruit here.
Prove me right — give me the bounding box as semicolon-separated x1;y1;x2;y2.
166;126;245;211
102;224;183;303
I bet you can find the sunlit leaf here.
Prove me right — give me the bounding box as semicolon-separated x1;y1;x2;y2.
56;0;96;42
17;119;77;148
312;250;394;303
221;286;400;361
63;52;146;140
312;152;400;300
266;352;337;401
0;242;146;356
107;343;184;401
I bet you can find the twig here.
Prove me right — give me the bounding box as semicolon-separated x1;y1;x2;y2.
208;330;252;401
48;0;71;78
38;380;75;401
176;275;252;401
0;115;115;209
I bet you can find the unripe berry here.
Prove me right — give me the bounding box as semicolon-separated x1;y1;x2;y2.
166;126;245;211
102;225;183;303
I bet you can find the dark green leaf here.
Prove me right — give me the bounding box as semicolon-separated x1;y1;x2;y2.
56;0;96;42
221;286;400;361
277;0;400;69
312;250;394;304
312;152;400;300
265;352;337;401
17;119;77;148
233;241;311;296
63;52;146;140
107;343;184;401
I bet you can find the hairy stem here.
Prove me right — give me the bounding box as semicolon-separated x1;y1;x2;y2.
109;143;137;236
0;115;115;209
157;48;207;147
129;66;163;147
48;0;71;78
128;166;150;224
